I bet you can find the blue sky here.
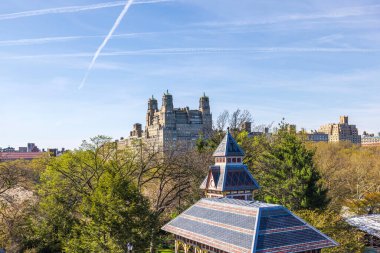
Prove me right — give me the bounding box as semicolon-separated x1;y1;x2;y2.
0;0;379;149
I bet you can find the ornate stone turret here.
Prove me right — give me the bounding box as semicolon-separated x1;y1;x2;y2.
147;95;158;126
148;95;158;112
161;90;173;112
199;92;210;114
200;128;259;200
199;93;212;136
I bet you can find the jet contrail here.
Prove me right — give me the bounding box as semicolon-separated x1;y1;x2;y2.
0;0;171;21
3;47;378;60
0;36;83;46
0;32;154;47
78;0;135;89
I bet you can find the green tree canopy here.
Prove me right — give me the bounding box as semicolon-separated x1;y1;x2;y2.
345;192;380;215
243;125;329;210
30;136;152;252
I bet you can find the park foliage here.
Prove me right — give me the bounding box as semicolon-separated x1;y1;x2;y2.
1;119;380;252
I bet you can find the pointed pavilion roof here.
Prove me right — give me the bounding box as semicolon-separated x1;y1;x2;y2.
213;129;245;157
162;198;338;253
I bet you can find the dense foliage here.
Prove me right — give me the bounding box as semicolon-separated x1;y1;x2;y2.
1;125;380;252
237;126;329;210
29;137;152;252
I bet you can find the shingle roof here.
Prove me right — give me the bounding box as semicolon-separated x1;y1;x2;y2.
0;152;44;161
213;130;245;157
346;214;380;238
199;164;260;192
162;198;338;253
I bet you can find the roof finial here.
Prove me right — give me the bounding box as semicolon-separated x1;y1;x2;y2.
166;89;169;95
227;127;230;133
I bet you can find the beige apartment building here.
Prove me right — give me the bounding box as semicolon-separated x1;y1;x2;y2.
319;116;361;144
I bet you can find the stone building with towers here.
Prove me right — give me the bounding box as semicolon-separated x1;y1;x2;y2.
318;116;361;144
119;91;212;150
162;130;338;253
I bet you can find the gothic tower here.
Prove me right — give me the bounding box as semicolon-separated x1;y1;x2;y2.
146;95;158;126
160;90;176;145
199;93;212;136
199;93;210;114
161;90;174;112
200;128;260;200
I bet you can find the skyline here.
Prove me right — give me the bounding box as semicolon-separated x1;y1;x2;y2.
0;0;379;149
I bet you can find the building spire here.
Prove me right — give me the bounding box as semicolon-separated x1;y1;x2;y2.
212;129;244;157
200;128;259;200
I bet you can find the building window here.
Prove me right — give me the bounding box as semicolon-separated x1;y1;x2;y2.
237;158;241;163
232;158;236;163
227;158;231;163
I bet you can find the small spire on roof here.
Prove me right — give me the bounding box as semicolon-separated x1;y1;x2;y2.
227;127;230;133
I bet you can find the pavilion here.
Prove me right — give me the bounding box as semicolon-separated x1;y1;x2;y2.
162;130;338;253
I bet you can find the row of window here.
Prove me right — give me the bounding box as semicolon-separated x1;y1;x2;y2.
215;157;242;163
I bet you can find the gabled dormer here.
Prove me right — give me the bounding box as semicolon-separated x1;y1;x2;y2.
200;129;259;200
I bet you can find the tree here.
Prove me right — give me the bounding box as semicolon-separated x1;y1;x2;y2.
215;110;229;131
130;141;206;253
228;109;252;130
215;109;253;131
345;192;380;215
0;159;42;252
30;136;152;252
311;142;380;210
64;176;151;253
249;125;329;210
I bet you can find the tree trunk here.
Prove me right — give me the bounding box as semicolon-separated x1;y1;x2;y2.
149;227;157;253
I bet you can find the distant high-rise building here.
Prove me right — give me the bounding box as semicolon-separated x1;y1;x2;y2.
307;132;329;142
19;147;28;152
27;143;36;152
319;116;361;144
361;132;380;147
1;147;15;152
120;91;212;150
